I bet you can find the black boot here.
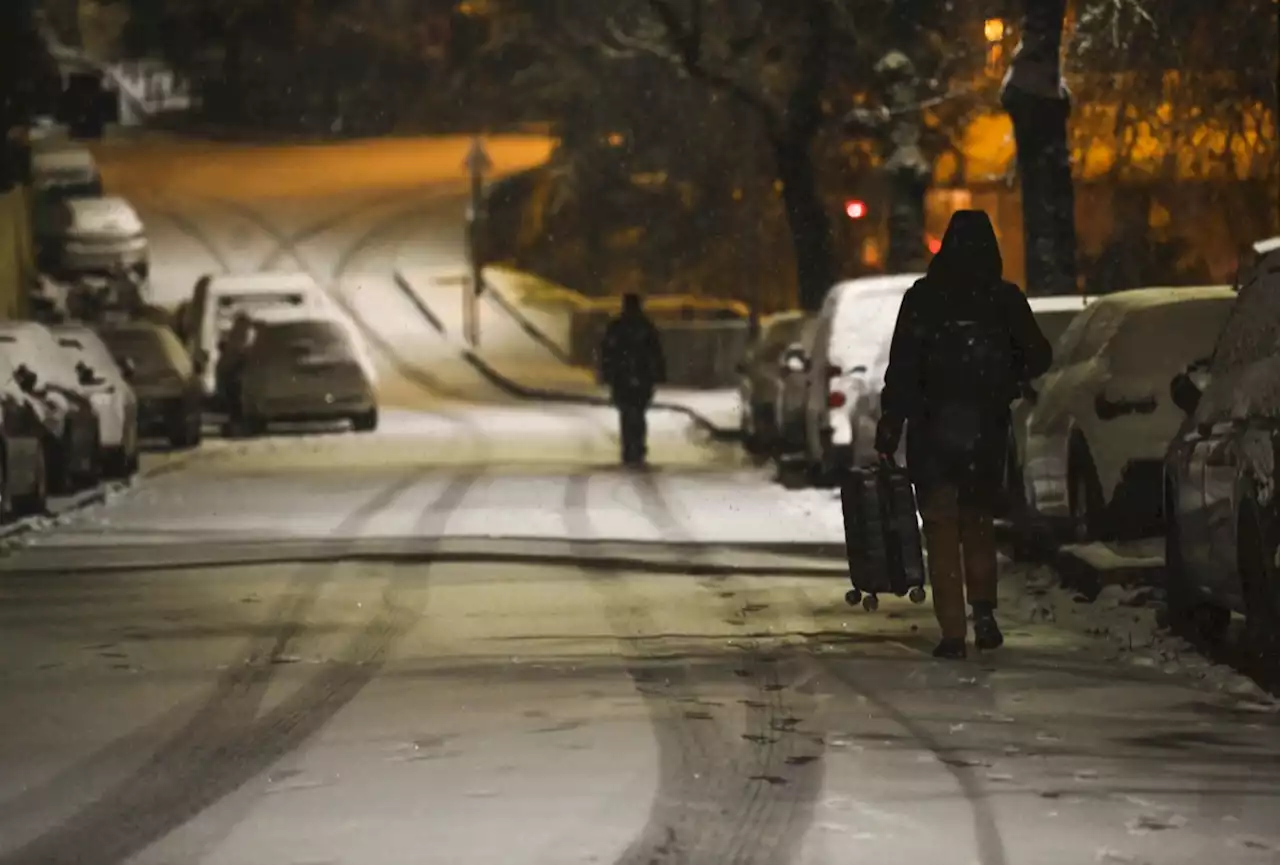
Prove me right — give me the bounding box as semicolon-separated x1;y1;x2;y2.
973;603;1004;651
932;637;967;660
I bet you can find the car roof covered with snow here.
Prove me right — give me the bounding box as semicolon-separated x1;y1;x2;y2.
207;272;323;297
245;305;339;326
1028;294;1093;313
60;196;144;233
31;146;97;175
0;321;81;387
1062;286;1236;376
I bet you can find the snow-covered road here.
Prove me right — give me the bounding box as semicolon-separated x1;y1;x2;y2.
0;138;1277;864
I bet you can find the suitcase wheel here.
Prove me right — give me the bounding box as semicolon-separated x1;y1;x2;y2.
844;588;862;607
908;586;927;605
862;594;879;612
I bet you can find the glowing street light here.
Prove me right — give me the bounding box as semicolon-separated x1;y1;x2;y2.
845;199;867;220
984;18;1005;43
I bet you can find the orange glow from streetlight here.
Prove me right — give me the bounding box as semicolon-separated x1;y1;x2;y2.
984;18;1005;43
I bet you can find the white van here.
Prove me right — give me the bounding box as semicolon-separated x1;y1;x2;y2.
800;273;924;484
180;272;332;401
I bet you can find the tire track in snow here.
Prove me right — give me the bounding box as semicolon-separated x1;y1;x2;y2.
0;468;482;865
562;472;821;865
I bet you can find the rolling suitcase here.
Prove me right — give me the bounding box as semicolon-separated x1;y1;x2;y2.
839;460;928;611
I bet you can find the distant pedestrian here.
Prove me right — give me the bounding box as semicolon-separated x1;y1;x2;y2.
599;293;667;467
875;210;1052;659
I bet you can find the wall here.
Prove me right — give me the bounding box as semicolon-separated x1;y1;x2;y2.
0;186;34;321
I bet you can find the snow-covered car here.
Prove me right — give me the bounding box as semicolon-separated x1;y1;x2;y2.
30;143;103;201
0;325;100;494
52;324;140;477
96;322;203;449
800;273;923;483
178;272;335;404
226;311;378;435
0;359;53;519
1004;294;1095;516
1021;286;1237;541
34;195;149;281
735;311;808;455
1163;239;1280;658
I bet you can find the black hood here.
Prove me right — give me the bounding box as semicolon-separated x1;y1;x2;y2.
927;209;1003;288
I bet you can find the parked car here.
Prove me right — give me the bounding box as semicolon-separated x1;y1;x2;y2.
773;317;821;459
1020;286;1237;541
176;272;335;405
736;311;808;455
0;325;100;494
1163;238;1280;658
34;195;149;281
52;324;140;478
0;357;52;519
30;143;103;201
800;273;923;483
95;322;203;449
1004;294;1095;518
224;310;378;435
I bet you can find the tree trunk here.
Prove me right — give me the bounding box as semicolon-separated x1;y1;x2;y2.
772;133;834;312
878;52;931;273
1001;0;1077;296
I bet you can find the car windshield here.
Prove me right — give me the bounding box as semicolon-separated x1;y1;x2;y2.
99;328;191;380
253;321;355;362
1108;296;1237;375
1033;308;1085;350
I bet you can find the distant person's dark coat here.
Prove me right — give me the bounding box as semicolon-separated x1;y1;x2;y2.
599;310;667;402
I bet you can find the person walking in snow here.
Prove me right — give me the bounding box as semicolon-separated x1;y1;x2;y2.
875;210;1052;659
599;293;667;467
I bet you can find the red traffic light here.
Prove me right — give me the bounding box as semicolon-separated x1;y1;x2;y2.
844;200;867;219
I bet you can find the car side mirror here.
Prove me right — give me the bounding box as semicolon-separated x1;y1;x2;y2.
1170;371;1201;415
76;361;98;386
120;357;136;381
15;364;38;393
780;346;808;374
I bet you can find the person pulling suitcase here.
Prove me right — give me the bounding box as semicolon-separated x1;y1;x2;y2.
874;210;1052;659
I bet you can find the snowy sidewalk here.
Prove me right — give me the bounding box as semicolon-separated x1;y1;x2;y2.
393;267;743;434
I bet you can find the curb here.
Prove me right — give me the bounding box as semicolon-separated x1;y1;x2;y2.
0;481;130;544
388;270;741;441
995;519;1166;600
1;537;849;576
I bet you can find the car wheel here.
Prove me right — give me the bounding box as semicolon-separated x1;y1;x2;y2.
1067;445;1107;543
46;433;74;496
170;413;202;449
1237;494;1280;669
14;442;49;517
0;449;11;523
1163;484;1230;644
352;408;378;433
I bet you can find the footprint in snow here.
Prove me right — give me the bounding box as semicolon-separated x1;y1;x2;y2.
1126;814;1187;834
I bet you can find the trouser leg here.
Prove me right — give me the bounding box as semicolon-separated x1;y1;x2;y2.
618;402;644;464
921;484;967;641
959;502;998;609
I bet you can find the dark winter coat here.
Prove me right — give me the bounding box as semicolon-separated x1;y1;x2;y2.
599;310;667;404
878;210;1052;506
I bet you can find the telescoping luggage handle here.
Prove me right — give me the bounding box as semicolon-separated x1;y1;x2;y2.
874;454;909;597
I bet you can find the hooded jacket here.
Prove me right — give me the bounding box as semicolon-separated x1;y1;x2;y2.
877;210;1052;502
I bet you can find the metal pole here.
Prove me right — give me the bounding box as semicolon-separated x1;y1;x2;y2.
467;172;483;349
